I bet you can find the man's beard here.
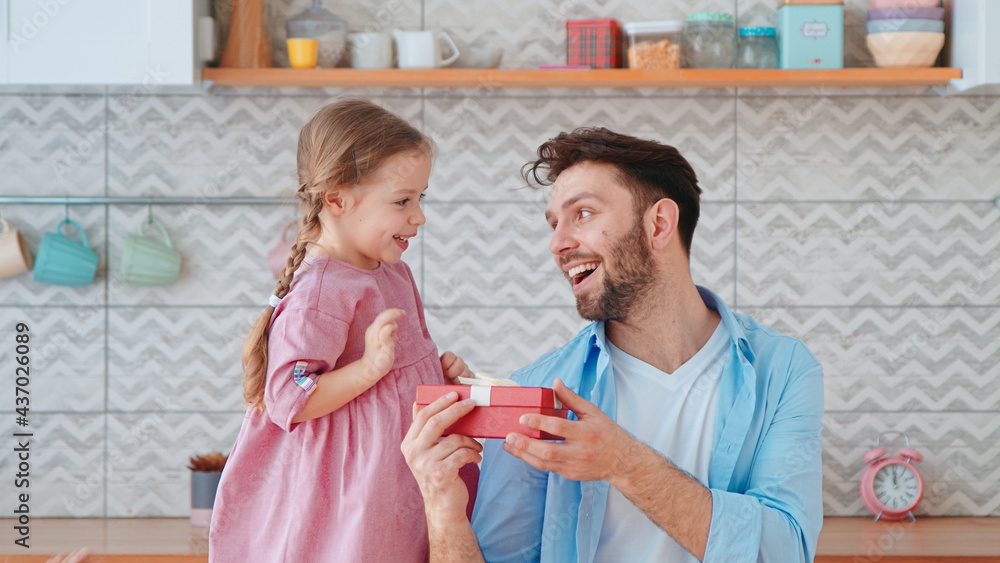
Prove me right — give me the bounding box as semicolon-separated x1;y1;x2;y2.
575;217;656;322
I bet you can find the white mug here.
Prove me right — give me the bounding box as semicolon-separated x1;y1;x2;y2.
393;30;459;69
349;32;393;69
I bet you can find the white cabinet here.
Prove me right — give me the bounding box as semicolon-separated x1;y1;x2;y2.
946;0;1000;94
0;0;8;82
4;0;208;85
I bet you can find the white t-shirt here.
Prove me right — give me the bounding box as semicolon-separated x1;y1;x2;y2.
593;321;730;563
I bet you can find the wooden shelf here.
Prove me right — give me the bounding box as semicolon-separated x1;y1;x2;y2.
817;517;1000;562
202;67;962;89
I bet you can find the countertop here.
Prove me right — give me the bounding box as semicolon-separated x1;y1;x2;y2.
2;516;999;562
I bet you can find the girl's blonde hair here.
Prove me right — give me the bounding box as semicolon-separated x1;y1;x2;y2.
243;98;432;415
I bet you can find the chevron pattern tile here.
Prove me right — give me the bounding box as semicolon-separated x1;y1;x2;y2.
0;204;107;306
0;414;106;517
737;97;1000;201
421;201;733;308
106;413;243;517
737;202;1000;307
106;204;295;306
3;13;1000;520
0;94;104;129
421;201;568;308
108;96;423;197
424;96;736;202
692;203;736;305
107;307;256;412
425;306;589;377
738;306;1000;413
0;94;106;196
0;307;106;412
823;412;1000;516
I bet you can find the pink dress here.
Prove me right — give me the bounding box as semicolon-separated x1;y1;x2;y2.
209;256;478;562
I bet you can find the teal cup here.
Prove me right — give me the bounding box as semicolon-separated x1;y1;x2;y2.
119;219;181;286
33;219;99;287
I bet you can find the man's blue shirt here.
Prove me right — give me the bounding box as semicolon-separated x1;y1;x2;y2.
471;287;824;563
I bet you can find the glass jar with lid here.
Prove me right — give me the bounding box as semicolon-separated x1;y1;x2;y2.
285;0;348;68
736;27;778;69
681;12;736;69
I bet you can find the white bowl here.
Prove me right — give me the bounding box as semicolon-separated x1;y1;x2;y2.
454;47;504;69
866;18;944;34
866;31;944;68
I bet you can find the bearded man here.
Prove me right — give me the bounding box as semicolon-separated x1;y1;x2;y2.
403;128;825;563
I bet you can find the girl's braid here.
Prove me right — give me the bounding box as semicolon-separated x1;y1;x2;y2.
274;196;323;299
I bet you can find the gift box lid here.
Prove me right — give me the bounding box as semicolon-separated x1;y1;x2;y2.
416;384;562;409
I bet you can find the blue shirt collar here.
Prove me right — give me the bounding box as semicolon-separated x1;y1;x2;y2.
581;285;755;364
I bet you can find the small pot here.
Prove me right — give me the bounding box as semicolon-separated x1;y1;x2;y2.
190;471;223;527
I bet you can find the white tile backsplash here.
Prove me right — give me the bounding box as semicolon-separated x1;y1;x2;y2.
1;6;999;518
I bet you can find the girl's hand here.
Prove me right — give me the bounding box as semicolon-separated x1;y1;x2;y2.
361;308;405;387
439;351;473;385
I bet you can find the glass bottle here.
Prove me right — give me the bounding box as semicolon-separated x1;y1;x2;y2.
736;27;778;69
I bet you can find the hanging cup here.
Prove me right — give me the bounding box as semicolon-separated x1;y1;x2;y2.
33;219;99;287
0;218;34;278
119;219;182;286
268;219;298;279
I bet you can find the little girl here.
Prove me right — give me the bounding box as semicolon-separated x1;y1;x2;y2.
209;99;479;562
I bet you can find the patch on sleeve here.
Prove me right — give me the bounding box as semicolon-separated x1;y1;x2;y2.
292;361;317;395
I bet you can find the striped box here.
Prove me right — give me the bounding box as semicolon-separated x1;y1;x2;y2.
566;19;623;68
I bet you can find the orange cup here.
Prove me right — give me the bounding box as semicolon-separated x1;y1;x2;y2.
287;38;319;69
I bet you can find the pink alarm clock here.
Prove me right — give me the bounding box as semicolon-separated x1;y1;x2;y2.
859;431;924;522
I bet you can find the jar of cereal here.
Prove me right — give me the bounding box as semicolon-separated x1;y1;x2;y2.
623;20;683;70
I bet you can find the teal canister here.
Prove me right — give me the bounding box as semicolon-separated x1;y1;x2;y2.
119;219;181;286
777;1;844;69
33;219;99;287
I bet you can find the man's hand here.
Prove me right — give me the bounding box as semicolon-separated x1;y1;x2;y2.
402;392;481;517
504;378;712;560
401;393;486;563
502;378;638;484
440;351;474;385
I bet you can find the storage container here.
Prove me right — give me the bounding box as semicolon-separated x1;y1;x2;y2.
778;0;844;69
566;19;623;68
681;12;736;69
737;27;778;69
623;20;683;70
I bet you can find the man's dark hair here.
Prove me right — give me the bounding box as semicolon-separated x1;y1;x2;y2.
522;127;702;256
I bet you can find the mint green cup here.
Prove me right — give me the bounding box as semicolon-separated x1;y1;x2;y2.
119;219;181;286
33;219;99;287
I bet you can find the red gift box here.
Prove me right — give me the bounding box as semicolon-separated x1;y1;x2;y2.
415;385;568;440
566;19;623;68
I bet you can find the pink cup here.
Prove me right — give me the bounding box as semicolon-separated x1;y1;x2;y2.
0;218;34;278
268;220;299;279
